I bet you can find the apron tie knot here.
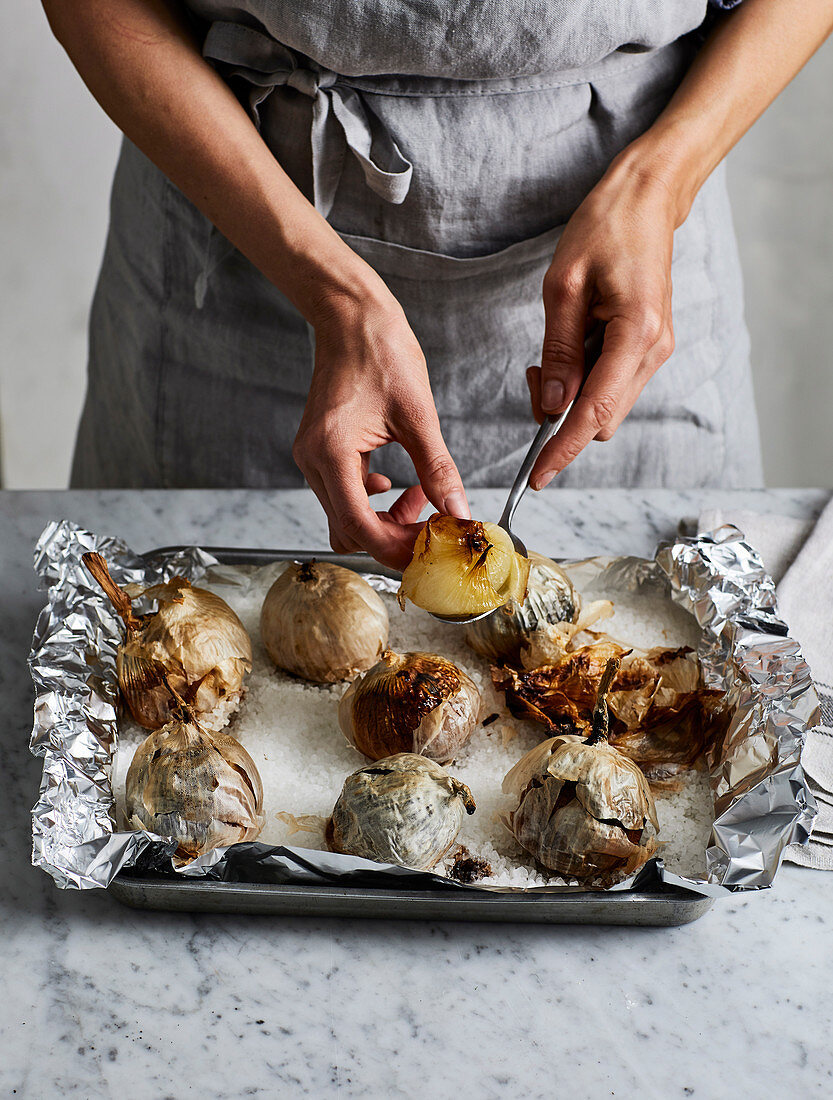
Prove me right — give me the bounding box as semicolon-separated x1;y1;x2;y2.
285;65;336;97
202;22;413;217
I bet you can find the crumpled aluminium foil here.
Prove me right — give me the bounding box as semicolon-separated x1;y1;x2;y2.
655;525;818;888
29;520;817;895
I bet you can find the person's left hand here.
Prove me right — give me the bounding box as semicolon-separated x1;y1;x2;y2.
526;155;680;488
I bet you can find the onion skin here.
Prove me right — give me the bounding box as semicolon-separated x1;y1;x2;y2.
338;651;480;764
504;659;658;883
125;580;251;729
398;515;530;617
493;641;631;733
83;554;251;731
125;708;264;865
465;552;581;665
328;753;476;871
511;791;657;882
493;642;714;780
260;561;388;683
502;733;584;804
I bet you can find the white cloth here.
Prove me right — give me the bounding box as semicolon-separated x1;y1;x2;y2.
699;501;833;869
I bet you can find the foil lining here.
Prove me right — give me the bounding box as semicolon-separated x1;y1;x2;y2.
655;524;818;888
30;520;818;896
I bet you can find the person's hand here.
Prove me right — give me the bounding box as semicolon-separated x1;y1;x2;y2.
526;157;679;488
293;291;470;570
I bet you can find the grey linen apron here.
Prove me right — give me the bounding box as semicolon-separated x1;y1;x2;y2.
71;0;764;490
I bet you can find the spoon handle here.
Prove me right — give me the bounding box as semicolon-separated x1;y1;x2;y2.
497;325;606;534
497;406;572;532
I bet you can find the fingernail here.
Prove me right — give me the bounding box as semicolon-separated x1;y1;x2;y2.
444;491;471;519
542;379;565;412
533;470;558;491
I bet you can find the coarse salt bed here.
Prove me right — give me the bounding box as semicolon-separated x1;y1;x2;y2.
111;560;714;889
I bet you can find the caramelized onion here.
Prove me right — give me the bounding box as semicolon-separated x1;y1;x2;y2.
339;650;480;764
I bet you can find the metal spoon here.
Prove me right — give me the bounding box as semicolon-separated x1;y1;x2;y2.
427;406;573;625
429;326;605;626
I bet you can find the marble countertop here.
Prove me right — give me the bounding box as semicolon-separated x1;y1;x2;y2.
3;487;832;1098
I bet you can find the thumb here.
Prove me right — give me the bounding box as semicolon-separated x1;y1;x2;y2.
400;414;470;521
540;270;591;414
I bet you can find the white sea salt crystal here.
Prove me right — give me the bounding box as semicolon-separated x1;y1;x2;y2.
111;561;714;888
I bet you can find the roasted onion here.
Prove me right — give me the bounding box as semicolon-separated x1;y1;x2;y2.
339;650;480;764
327;753;476;871
125;685;264;865
398;515;530;618
260;561;388;683
504;659;658;883
464;551;582;664
83;552;252;731
492;638;713;780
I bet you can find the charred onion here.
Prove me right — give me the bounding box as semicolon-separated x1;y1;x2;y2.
504;658;658;882
339;650;480;764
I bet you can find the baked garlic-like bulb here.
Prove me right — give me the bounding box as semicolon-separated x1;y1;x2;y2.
328;753;476;871
339;650;480;764
83;552;251;731
465;551;581;665
260;561;388;683
125;691;264;865
503;658;658;883
398;515;530;619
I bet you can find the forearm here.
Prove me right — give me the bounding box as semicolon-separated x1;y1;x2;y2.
530;0;832;482
612;0;833;225
41;0;389;321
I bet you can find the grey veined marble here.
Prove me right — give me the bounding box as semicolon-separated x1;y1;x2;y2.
2;487;832;1098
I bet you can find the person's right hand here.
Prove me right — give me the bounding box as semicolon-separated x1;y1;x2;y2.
292;290;470;570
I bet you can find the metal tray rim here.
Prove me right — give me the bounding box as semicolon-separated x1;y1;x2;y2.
110;874;715;925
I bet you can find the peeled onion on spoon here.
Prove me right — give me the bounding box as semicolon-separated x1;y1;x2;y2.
398;516;530;622
405;327;603;625
397;416;574;625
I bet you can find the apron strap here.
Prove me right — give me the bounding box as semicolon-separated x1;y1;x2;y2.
202;22;413;217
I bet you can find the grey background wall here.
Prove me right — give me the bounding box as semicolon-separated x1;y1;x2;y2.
2;7;831;489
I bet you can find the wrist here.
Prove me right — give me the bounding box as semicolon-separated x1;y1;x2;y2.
308;268;401;332
605;126;711;228
280;230;397;329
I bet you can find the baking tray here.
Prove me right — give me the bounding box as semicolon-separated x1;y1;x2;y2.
110;875;713;925
108;546;716;926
